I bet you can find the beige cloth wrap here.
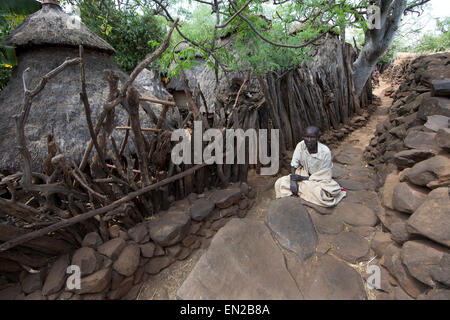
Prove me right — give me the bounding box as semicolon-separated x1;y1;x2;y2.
274;141;346;207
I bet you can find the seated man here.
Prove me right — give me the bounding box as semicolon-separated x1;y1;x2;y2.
274;126;346;207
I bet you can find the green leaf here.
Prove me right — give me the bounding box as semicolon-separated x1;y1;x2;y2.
0;45;17;67
0;0;41;16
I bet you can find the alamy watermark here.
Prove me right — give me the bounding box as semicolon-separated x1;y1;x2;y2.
171;121;279;175
66;265;81;290
366;5;381;30
365;257;381;290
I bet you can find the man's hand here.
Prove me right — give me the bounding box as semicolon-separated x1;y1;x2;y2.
290;174;309;182
290;180;298;196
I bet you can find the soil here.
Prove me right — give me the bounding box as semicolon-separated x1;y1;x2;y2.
137;79;394;300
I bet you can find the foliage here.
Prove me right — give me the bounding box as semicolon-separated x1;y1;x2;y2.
414;17;450;53
65;0;165;73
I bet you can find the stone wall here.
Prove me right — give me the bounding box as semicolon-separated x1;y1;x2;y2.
0;183;255;300
364;52;450;300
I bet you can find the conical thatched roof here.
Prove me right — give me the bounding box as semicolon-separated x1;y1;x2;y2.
3;3;115;54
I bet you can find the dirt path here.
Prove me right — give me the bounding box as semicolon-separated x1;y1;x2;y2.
137;79;394;300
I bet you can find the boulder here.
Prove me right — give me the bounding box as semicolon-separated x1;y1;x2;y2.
424;115;449;132
209;187;242;209
139;243;155;258
431;79;450;97
21;273;42;294
71;247;103;277
42;254;70;296
113;244;140;277
176;219;303;299
127;224;149;243
403;155;450;188
97;238;126;260
334;202;378;227
435;128;450;151
418;288;450;300
404;130;441;153
417;96;450;121
390;222;412;243
332;231;370;263
392;182;429;214
189;198;215;221
148;211;191;247
371;232;394;258
76;268;112;295
107;276;134;300
310;213;344;235
407;187;450;248
334;152;360;166
81;232;103;249
393;149;435;170
381;244;428;298
266;197;318;260
144;256;174;275
381;172;401;210
401;240;450;287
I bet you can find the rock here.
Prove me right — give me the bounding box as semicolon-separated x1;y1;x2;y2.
371;232;394;257
417;288;450;300
406;187;450;247
401;240;450;287
76;268;112;295
286;253;367;300
335;179;367;191
239;198;249;210
435;128;450;151
24;290;46;300
189;198;215;221
377;207;410;232
393;286;414;300
334;202;378;227
350;226;376;238
404;130;441;153
177;247;192;260
310;213;344;235
81;232;103;249
431;79;450;97
240;183;249;196
182;235;198;247
124;284;142;300
139;242;155;258
128;224;148;243
57;292;73;300
390;222;412;243
381;244;428;298
210;187;242;209
148;211;191;247
334;152;360;165
21;273;42;294
42;254;70;296
107;276;134;300
332;231;370;263
0;285;22;300
417;97;450;121
403;155;450;187
381;172;400;210
424;115;449;132
97;238;126;260
267;197;318;260
176;219;303;299
71;247;102;277
211;218;230;231
144;256;174;275
392;182;429;214
109;225;121;238
113;244;140;277
332;163;349;179
165;244;182;258
111;271;124;291
394;149;435;170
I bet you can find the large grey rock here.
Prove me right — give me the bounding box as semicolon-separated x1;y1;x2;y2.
431;79;450;97
381;172;401;210
334;152;360;165
334;202;378;227
176;219;303;299
97;238;126;260
424;115;449;132
310;213;344;235
401;240;450;287
371;231;394;257
435;128;450;151
21;273;43;295
332;231;370;263
394;149;435;170
42;254;70;296
75;268;112;295
417;96;450;121
403;155;450;188
71;247;102;277
392;182;429;214
127;224;148;243
404;130;442;153
210;188;242;209
81;232;103;249
189;198;215;221
267;197;317;260
407;187;450;248
148;211;191;247
113;244;140;277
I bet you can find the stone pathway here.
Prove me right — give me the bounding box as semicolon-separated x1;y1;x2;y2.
140;81;395;300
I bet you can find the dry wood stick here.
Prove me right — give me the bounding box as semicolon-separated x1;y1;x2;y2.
116;126;163;132
0;162;208;252
139;97;176;106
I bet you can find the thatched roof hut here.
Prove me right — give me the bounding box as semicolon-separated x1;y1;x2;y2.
0;2;171;172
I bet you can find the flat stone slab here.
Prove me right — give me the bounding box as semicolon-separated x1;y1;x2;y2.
403;155;450;188
334;202;378;227
209;187;242;209
176;218;303;299
148;211;191;247
394;149;435;169
286;253;367;300
404;130;442;153
332;231;370;263
407;187;450;248
424;115;449;132
189;198;215;221
310;213;344;235
267;197;318;260
334;152;360;165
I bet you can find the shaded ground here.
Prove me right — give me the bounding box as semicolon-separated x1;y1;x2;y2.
137;79;394;300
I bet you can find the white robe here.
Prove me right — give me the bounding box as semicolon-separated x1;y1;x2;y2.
274;141;346;207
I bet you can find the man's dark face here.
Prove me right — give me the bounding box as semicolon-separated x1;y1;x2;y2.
303;127;319;154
